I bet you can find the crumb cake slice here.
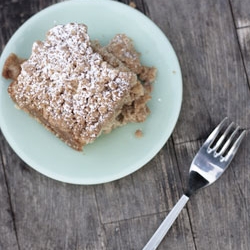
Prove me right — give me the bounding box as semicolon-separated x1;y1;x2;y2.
6;23;137;150
3;24;157;151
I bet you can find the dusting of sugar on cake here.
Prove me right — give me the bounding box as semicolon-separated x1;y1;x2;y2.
13;23;136;145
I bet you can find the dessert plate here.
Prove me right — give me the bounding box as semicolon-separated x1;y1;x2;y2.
0;0;182;184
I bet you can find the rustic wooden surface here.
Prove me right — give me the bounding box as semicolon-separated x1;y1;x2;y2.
0;0;250;249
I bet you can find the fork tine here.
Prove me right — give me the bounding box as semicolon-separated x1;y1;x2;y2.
212;122;234;153
224;130;246;163
217;126;240;156
204;117;228;149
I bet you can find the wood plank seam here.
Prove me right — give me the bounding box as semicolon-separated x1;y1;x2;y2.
116;0;150;16
230;168;250;221
236;27;250;94
170;137;186;194
93;188;103;223
0;141;21;250
184;204;198;250
100;208;188;226
99;210;168;226
170;137;198;250
228;0;250;91
141;0;150;16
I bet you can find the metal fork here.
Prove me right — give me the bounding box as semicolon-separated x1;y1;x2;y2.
143;117;246;250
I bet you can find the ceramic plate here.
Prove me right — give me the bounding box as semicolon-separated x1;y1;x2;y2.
0;0;182;184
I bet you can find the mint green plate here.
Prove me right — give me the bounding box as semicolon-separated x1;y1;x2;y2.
0;0;182;184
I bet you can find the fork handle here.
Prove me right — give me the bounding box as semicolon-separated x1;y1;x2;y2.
143;194;189;250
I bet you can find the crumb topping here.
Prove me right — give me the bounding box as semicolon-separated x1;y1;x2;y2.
129;1;136;8
14;23;136;142
107;34;142;74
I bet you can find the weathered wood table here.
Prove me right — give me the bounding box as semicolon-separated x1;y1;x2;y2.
1;0;250;249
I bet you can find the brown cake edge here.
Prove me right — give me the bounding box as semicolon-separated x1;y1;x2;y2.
8;81;84;151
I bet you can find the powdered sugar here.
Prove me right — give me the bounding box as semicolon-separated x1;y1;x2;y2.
14;23;136;143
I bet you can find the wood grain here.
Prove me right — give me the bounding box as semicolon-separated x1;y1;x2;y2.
146;0;250;143
0;0;250;249
1;139;105;249
174;137;250;250
95;141;183;223
103;208;195;250
0;133;19;250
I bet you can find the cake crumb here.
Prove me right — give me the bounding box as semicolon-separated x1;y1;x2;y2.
135;129;143;138
14;104;20;110
129;1;136;8
2;53;25;80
